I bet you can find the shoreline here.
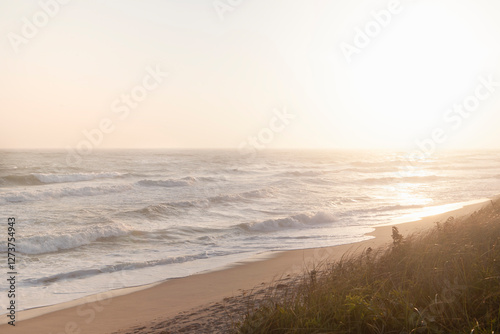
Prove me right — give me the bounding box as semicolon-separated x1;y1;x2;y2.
1;198;494;333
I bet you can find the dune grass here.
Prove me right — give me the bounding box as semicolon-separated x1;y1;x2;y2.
237;200;500;333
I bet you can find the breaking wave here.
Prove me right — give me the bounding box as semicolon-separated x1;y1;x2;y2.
0;184;133;203
10;223;131;255
0;172;124;186
137;177;197;187
209;188;275;203
33;172;124;184
239;211;336;232
24;250;237;285
0;174;44;186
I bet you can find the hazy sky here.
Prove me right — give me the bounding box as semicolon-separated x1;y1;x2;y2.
1;0;500;150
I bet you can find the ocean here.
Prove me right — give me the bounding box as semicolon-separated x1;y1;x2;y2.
1;149;499;313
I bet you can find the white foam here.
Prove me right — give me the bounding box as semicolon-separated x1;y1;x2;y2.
0;184;133;203
209;188;275;203
33;172;123;184
14;223;130;255
28;250;235;285
137;178;196;187
241;211;337;232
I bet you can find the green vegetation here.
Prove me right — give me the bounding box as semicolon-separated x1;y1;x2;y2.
237;200;500;333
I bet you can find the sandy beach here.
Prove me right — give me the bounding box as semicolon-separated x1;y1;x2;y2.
1;198;493;334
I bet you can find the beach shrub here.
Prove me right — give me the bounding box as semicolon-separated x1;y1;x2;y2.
237;200;500;334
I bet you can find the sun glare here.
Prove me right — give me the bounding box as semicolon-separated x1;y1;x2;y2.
337;2;491;148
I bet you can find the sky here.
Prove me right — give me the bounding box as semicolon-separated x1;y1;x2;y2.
1;0;500;151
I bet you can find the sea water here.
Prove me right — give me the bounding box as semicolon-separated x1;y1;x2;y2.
0;149;499;312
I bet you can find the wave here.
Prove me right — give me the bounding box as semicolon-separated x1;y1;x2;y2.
128;199;214;219
11;223;130;255
197;176;226;182
129;188;274;220
130;202;190;218
432;165;500;171
358;175;442;185
278;170;326;177
338;204;428;219
350;160;403;168
0;184;133;203
330;196;373;206
209;188;274;203
0;174;44;186
137;177;197;187
349;204;426;214
221;168;249;174
25;250;235;285
239;211;336;232
337;167;399;174
373;204;426;212
481;174;500;179
136;176;224;188
0;172;124;186
33;172;124;184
